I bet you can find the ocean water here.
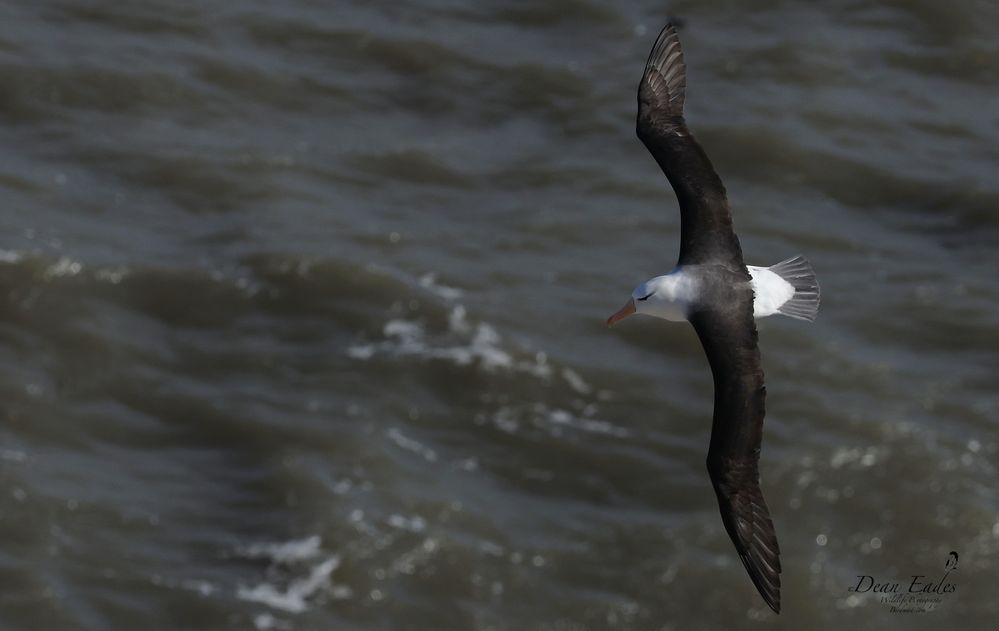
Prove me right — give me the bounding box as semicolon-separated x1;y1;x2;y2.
0;1;997;629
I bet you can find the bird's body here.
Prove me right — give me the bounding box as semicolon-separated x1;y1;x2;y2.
605;23;821;614
633;257;818;323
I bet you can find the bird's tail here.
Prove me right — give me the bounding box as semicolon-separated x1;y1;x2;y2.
770;255;820;321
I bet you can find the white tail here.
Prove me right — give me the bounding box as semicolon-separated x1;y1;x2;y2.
770;255;820;321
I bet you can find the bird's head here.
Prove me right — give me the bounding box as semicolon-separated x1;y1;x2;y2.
607;273;692;326
606;279;658;327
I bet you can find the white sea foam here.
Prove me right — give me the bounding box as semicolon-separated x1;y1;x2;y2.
386;427;438;462
347;273;616;452
95;266;129;284
346;262;555;373
0;249;23;263
447;304;470;333
328;478;353;495
560;368;592;394
478;540;505;557
180;579;217;597
384;319;423;343
491;403;629;438
545;408;630;437
387;514;426;533
237;556;340;614
240;536;322;563
347;344;376;359
491;407;520;434
348;314;555;378
419;272;463;300
235;536;350;615
387;537;439;576
830;446;880;469
44;257;83;278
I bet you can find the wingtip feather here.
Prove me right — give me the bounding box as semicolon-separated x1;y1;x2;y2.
709;460;783;614
640;22;687;119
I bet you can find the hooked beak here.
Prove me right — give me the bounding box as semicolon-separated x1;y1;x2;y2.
606;298;636;327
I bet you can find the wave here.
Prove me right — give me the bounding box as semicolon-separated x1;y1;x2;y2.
235;536;350;615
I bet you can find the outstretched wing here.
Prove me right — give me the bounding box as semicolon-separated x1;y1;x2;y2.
689;292;782;613
636;24;744;268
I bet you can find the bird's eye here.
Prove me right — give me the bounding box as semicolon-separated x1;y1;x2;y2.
637;292;654;302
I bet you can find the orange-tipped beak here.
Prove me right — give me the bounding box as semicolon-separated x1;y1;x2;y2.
606;298;636;327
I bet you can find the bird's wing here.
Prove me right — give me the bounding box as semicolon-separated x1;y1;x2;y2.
636;24;744;268
689;298;782;613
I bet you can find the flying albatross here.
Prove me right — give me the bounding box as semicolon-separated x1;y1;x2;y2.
606;23;820;613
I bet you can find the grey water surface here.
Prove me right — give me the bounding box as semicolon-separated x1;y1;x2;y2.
1;1;997;630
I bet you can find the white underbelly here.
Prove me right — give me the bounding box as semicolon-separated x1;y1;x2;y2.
747;266;794;318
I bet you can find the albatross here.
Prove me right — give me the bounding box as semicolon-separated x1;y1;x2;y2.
606;23;820;613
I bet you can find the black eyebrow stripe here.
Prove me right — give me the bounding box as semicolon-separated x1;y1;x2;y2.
637;292;654;301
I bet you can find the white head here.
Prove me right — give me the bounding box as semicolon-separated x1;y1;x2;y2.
606;270;698;326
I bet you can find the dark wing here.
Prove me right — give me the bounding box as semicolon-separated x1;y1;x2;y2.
637;24;745;268
689;289;782;613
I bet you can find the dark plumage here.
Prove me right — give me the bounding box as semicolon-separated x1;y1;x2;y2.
636;23;783;613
